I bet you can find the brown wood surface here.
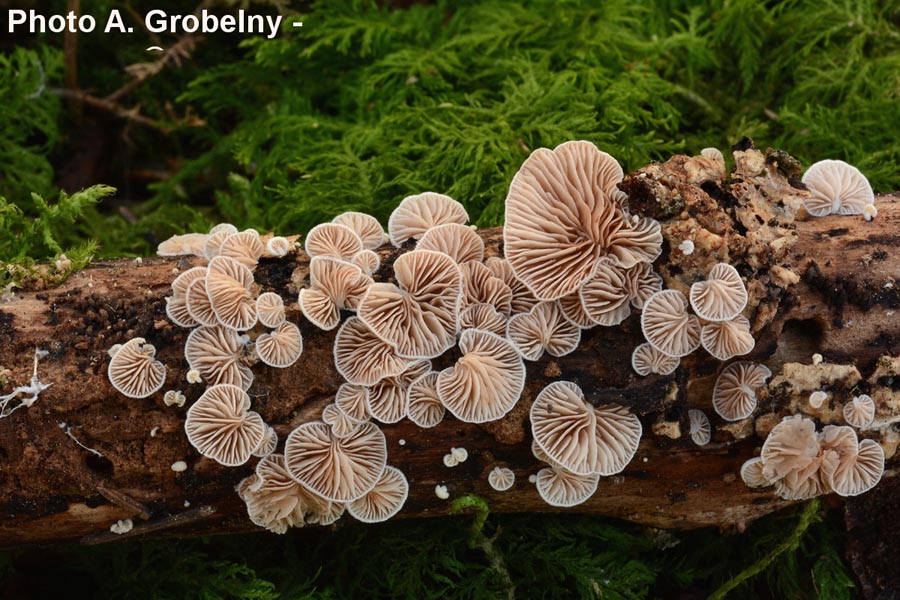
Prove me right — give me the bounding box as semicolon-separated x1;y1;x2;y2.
0;143;898;555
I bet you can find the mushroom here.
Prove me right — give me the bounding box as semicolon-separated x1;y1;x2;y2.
578;259;631;326
505;301;580;361
388;192;469;247
740;457;771;488
335;383;372;423
488;466;515;492
801;159;874;217
416;223;485;264
165;267;207;328
535;466;600;508
163;390;186;408
406;371;445;429
483;257;539;314
203;224;238;260
622;262;663;310
711;361;771;422
347;465;409;523
334;316;415;385
760;415;820;483
219;229;265;270
256;292;286;328
823;438;884;497
437;329;525;423
630;343;679;376
689;263;748;322
323;403;361;438
299;257;373;331
265;236;292;258
503;140;661;301
688;409;711;446
558;290;597;328
184;384;266;466
843;394;875;429
641;290;701;358
284;421;387;503
252;425;278;457
459;303;507;336
157;233;208;257
255;321;303;368
700;315;755;361
332;211;385;250
304;223;364;261
352;249;381;276
460;262;513;316
185;325;254;390
206;256;258;331
358;250;462;359
366;360;431;424
808;390;828;409
530;381;641;476
185;278;219;327
107;338;167;398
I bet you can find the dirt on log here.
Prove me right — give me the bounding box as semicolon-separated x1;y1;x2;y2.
0;142;898;567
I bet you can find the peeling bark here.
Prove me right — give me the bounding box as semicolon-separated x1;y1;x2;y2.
0;142;898;554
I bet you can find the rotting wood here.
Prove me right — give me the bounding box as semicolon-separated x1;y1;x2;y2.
0;142;898;550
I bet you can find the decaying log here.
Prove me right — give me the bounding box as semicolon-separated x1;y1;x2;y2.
0;141;898;552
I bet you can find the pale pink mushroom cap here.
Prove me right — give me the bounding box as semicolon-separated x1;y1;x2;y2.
256;292;286;328
299;256;373;331
712;361;771;421
688;409;711;446
203;224;238;260
206;256;258;331
460;262;512;316
641;290;701;358
801;159;874;217
388;192;469;247
335;383;372;423
488;466;516;492
185;325;254;390
366;360;431;424
506;301;580;361
535;466;600;508
417;223;485;264
347;465;409;523
578;259;631;326
558;290;597;329
631;343;679;377
823;438;884;497
219;229;265;270
740;457;771;488
352;249;381;275
255;321;303;368
760;415;820;482
689;263;748;322
304;223;364;261
185;384;266;467
484;257;539;314
437;329;525;423
284;421;387;503
252;425;278;457
459;303;508;336
406;371;445;429
623;262;663;310
166;267;208;328
332;211;386;250
185;278;219;327
323;403;362;438
107;337;167;398
333;317;415;386
843;394;876;429
157;233;208;257
700;315;755;361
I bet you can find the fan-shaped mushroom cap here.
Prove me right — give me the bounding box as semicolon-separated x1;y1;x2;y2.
631;343;679;377
641;290;701;358
185;278;219;327
166;267;208;328
504;141;661;301
333;317;415;386
740;457;771;488
237;453;343;533
256;292;286;328
265;236;292;258
558;290;596;328
332;212;385;250
203;224;238;260
406;371;445;429
701;147;725;164
185;384;266;466
158;233;208;257
459;303;507;336
688;409;711;446
460;262;512;316
535;466;600;508
388;192;469;247
210;223;238;235
689;263;748;322
185;325;254;390
579;259;631;326
304;223;364;261
347;465;408;523
108;337;167;398
219;229;264;270
760;415;820;482
417;223;484;264
437;329;525;424
352;249;381;275
700;315;755;361
823;438;884;497
284;421;387;503
171;267;207;298
801;159;874;217
531;381;642;476
809;390;828;409
335;383;371;423
299;257;373;331
256;321;303;368
506;301;580;361
623;262;663;310
206;256;257;331
252;425;278;457
712;361;771;421
488;466;515;491
843;394;875;429
323;403;361;438
484;257;539;314
366;360;430;424
358;250;462;359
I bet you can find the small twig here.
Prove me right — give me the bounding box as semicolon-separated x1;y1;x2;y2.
63;424;103;458
80;505;217;545
49;88;166;130
97;486;152;521
106;35;201;103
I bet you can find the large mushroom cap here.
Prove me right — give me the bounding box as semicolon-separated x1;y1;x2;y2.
305;223;364;261
332;212;385;250
504;140;660;301
843;394;876;429
185;325;254;390
299;257;373;331
406;371;445;429
801;159;874;217
417;223;485;264
689;263;748;322
505;301;580;361
333;317;414;386
712;361;771;421
760;415;820;481
206;256;258;331
535;466;600;508
255;321;303;368
107;337;167;398
358;250;462;359
641;290;701;358
284;421;387;503
347;465;409;523
157;233;208;257
630;342;679;376
185;384;266;467
388;192;469;247
437;329;525;423
700;315;755;361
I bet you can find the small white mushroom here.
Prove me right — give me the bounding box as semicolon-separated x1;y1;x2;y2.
434;484;450;500
812;353;824;365
688;409;711;446
451;447;469;463
186;369;203;384
163;390;186;408
110;519;134;534
843;394;875;429
809;390;828;409
677;240;695;255
488;467;515;491
443;453;459;468
171;461;188;472
863;204;878;221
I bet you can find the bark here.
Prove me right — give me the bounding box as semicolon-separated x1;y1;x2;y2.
0;141;898;552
